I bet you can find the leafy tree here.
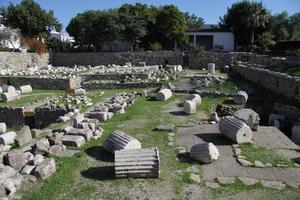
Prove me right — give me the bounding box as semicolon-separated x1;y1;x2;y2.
288;13;300;40
271;11;289;41
220;1;271;51
1;0;61;38
155;5;187;49
184;12;204;29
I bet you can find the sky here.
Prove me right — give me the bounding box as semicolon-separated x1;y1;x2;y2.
1;0;300;30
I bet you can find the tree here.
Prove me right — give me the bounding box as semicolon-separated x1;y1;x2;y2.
1;0;61;38
288;13;300;40
155;5;187;49
271;11;289;41
184;12;204;29
220;1;271;51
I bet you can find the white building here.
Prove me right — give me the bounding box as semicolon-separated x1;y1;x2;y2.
50;28;75;43
186;24;235;52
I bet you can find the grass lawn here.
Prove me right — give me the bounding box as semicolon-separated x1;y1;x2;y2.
20;92;300;200
240;144;295;167
0;89;63;107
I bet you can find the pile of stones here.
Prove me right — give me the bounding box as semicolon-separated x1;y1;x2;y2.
0;85;32;102
191;75;226;89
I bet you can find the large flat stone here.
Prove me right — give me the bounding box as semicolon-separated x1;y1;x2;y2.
253;126;300;150
62;135;85;148
15;126;32;147
261;180;286;190
33;158;56;180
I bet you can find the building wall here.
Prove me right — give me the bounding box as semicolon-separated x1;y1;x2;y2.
187;32;235;52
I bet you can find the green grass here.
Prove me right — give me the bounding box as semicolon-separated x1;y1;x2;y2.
240;144;295;167
205;79;237;93
0;89;63;107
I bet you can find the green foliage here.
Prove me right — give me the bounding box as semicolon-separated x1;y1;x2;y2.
220;0;272;52
45;37;71;53
149;42;162;51
1;0;61;38
255;32;275;53
184;12;204;29
191;44;204;57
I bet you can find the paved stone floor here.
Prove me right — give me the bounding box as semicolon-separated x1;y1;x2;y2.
176;124;300;183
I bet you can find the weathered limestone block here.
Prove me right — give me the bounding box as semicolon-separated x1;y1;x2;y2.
47;132;64;145
20;164;35;175
3;152;27;171
0;131;17;145
211;112;220;123
32;138;50;155
86;112;108;122
33;158;56;180
292;123;300;145
208;63;216;74
74;88;86;95
234;109;260;131
0;122;6;134
2;85;15;93
219;116;253;144
234;91;248;104
103;130;141;154
190;143;219;163
66;128;92;141
0;86;2;94
20;85;32;94
112;105;125;114
183;100;197;114
58;115;70;122
115;147;160;178
187;94;201;105
94;105;108;112
48;144;66;156
155;89;172;101
2;92;20;102
32;154;44;166
15;126;32;147
62;135;85;148
70;113;84;127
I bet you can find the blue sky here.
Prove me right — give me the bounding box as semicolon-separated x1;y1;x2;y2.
1;0;300;30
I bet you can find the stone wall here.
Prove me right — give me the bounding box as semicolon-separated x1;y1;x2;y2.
0;76;81;90
231;64;300;103
34;106;68;128
82;82;163;90
52;51;183;67
0;52;49;70
82;73;149;82
0;107;24;127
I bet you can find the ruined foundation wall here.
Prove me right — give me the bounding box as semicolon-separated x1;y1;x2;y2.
0;52;49;70
0;107;25;127
52;51;183;66
231;64;300;103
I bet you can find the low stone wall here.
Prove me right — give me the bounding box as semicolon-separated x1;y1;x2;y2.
82;73;149;82
52;51;183;66
82;82;163;90
231;64;300;103
0;107;25;127
34;106;68;128
0;52;49;70
0;76;81;90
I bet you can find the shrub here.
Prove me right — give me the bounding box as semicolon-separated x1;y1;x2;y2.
149;42;162;51
191;44;204;57
21;38;46;55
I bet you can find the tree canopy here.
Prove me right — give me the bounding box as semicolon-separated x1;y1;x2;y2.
184;12;204;29
220;0;272;51
1;0;62;38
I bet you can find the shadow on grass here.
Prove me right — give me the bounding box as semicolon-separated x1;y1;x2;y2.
81;166;115;181
146;96;157;101
85;146;114;162
177;152;195;164
222;99;235;105
169;111;187;116
195;133;234;145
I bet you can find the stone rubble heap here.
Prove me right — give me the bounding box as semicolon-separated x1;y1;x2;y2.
191;75;226;89
0;84;32;102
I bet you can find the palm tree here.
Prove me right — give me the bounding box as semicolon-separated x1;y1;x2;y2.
246;2;270;51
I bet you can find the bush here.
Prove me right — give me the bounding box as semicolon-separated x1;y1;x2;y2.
149;42;162;51
45;37;71;53
21;38;46;55
191;44;204;57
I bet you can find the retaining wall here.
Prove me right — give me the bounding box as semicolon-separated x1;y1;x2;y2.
0;107;25;127
0;52;49;70
82;82;163;90
0;76;81;90
231;64;300;103
82;73;149;82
